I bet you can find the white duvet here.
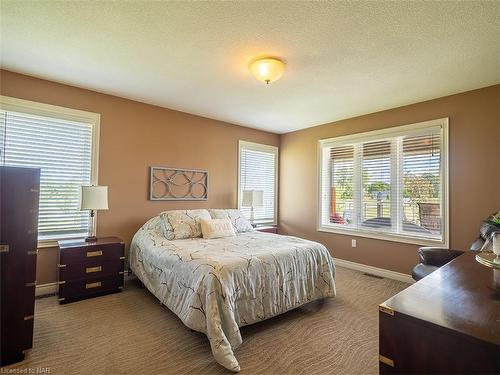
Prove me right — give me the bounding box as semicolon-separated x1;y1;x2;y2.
129;217;336;372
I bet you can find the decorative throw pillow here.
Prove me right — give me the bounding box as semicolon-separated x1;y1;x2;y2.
167;209;211;239
208;209;254;233
200;218;236;239
159;212;175;240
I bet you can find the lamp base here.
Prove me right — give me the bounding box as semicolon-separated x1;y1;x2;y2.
85;210;97;242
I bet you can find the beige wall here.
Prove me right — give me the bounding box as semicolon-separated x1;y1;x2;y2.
2;69;498;282
0;70;280;284
280;85;500;274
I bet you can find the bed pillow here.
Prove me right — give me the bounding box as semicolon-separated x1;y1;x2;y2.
200;218;236;239
166;209;211;239
208;209;254;233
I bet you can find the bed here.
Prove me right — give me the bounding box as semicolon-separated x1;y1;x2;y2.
129;212;336;372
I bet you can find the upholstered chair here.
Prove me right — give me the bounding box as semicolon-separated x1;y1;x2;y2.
411;247;464;281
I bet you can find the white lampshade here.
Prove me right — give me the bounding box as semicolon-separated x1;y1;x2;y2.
80;186;109;210
242;190;264;208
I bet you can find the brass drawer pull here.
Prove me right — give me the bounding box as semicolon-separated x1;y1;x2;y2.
0;245;10;253
86;250;103;257
119;256;125;260
24;315;34;321
58;264;67;268
86;266;102;273
379;355;394;367
86;281;101;289
27;250;38;255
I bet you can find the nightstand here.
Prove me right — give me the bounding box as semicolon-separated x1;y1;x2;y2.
255;225;278;234
57;237;125;304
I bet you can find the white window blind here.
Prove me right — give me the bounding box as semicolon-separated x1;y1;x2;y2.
0;100;98;241
239;141;278;224
319;119;448;245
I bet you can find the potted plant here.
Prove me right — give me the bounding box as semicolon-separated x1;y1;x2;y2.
480;212;500;252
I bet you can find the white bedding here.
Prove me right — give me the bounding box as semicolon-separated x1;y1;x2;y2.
129;217;336;372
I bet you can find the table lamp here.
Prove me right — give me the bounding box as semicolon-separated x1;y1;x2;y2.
242;189;263;226
80;185;108;242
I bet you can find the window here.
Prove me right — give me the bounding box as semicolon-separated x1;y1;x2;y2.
0;96;100;245
238;140;278;225
319;118;448;246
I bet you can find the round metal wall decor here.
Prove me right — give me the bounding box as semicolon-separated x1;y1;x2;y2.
150;166;208;201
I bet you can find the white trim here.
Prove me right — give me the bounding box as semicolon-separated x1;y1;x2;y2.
441;119;450;248
319;118;447;148
0;95;101;248
38;240;64;249
334;258;414;284
37;235;85;249
0;96;100;124
238;140;279;225
318;226;446;247
35;282;58;297
353;143;363;226
317;117;449;247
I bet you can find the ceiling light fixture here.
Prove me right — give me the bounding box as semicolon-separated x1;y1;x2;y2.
249;57;285;84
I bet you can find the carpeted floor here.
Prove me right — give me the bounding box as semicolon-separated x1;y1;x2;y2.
6;266;407;375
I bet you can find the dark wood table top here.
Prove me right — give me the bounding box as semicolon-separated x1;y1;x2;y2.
382;252;500;346
58;236;123;249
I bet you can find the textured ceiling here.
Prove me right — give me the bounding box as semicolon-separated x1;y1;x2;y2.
1;1;499;133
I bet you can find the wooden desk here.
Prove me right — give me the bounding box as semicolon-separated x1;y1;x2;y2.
379;252;499;374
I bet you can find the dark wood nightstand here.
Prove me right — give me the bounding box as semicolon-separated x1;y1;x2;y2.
255;225;278;234
57;237;125;304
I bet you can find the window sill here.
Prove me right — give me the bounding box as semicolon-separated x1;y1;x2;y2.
317;225;448;247
38;235;86;249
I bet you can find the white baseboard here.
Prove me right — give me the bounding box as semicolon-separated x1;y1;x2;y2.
334;258;414;284
35;282;58;297
34;263;411;297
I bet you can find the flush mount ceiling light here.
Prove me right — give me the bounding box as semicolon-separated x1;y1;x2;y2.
249;57;285;84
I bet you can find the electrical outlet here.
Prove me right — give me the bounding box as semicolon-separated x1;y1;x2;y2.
351;239;357;248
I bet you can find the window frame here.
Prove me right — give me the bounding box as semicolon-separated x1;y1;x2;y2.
317;118;449;247
0;95;101;248
238;140;279;226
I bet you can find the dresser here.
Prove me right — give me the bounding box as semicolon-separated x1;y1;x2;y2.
57;237;125;304
0;166;40;366
379;252;499;374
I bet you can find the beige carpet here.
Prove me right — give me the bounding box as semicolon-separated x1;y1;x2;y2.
6;266;407;375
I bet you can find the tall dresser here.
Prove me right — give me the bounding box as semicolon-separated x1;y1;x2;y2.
0;166;41;366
